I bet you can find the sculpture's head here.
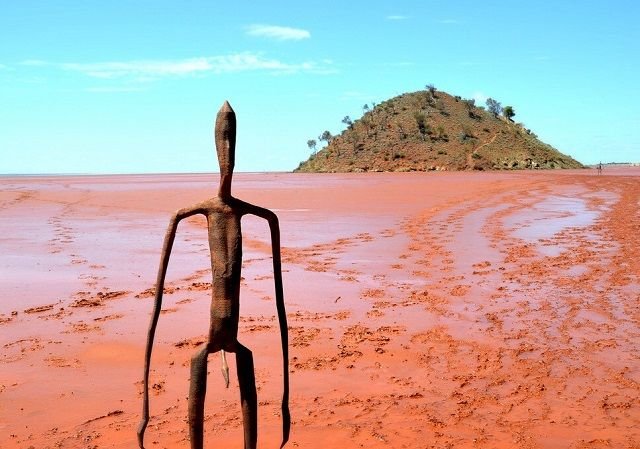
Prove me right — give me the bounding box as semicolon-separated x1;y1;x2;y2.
215;101;236;198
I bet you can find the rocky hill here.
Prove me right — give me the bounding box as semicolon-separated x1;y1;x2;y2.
295;89;583;172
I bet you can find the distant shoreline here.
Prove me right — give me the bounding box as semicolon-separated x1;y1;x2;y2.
0;171;292;179
588;162;640;167
2;165;638;179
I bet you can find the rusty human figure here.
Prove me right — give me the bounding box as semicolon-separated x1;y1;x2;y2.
137;101;290;449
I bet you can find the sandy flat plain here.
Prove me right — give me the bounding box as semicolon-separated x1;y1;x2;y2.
1;169;639;448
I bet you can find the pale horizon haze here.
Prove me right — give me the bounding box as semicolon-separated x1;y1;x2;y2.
1;1;639;174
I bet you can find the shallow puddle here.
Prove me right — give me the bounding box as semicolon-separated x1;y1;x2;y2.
504;189;615;257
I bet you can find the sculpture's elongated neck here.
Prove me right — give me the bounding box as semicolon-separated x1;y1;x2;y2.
218;173;232;199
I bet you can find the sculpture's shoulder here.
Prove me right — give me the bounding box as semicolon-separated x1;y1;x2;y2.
199;196;250;217
231;198;275;220
195;196;273;220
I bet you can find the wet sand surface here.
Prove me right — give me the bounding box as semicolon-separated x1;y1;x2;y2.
1;169;638;448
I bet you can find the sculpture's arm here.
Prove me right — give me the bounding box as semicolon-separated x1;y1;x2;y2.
268;210;290;449
241;202;290;448
137;205;204;449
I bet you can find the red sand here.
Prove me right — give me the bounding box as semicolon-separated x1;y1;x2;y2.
1;169;638;448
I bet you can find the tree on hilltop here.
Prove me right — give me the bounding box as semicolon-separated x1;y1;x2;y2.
318;130;333;145
486;98;502;116
307;139;317;154
342;116;353;129
503;105;515;121
464;98;480;119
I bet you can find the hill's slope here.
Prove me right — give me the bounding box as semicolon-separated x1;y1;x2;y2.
295;89;583;172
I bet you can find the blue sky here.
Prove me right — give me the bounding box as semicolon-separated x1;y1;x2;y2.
1;0;638;174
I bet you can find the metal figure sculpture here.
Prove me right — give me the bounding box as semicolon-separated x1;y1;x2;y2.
137;101;290;449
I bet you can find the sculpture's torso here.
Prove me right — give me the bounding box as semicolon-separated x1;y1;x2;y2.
205;197;243;350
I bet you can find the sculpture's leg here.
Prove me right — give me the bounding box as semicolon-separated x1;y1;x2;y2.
188;346;210;449
236;343;258;449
